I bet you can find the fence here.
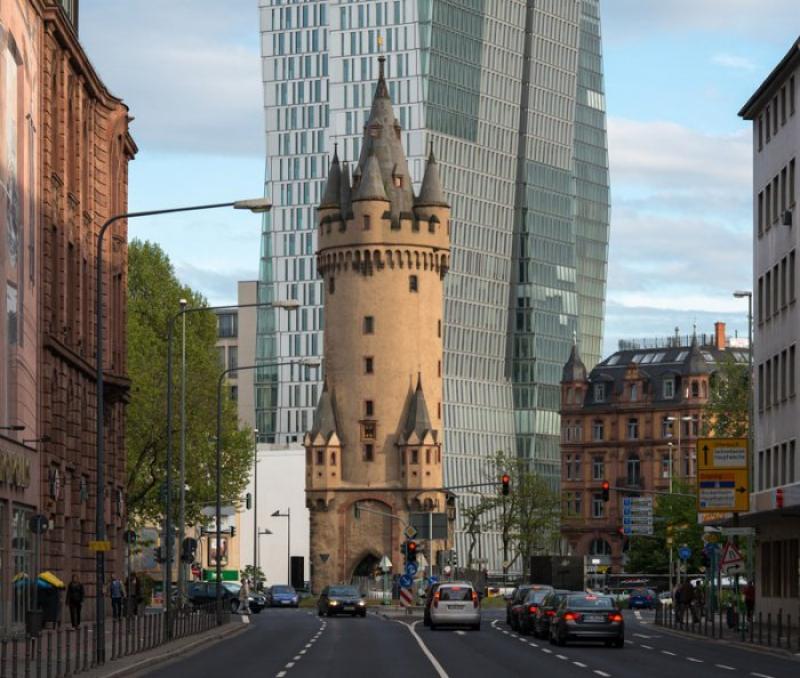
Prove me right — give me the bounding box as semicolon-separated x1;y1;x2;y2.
655;601;800;652
0;604;225;678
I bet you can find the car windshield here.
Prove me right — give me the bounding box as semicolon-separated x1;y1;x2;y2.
272;586;295;594
329;586;359;597
221;583;241;594
439;586;473;601
524;589;550;604
631;588;652;597
566;594;615;609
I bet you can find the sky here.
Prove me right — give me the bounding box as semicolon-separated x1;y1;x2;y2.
79;0;800;357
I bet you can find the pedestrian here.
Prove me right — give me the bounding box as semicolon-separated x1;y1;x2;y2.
679;580;694;625
66;575;85;628
238;578;251;614
110;575;125;619
673;585;682;625
743;580;755;622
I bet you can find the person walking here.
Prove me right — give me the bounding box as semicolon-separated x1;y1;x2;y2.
238;578;251;615
110;575;125;619
743;580;755;622
66;575;85;628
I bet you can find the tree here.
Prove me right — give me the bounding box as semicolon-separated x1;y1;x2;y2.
126;240;253;526
461;497;492;570
240;565;266;588
704;354;749;438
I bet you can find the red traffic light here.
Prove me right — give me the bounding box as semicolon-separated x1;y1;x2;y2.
501;474;511;496
601;481;610;502
407;540;417;554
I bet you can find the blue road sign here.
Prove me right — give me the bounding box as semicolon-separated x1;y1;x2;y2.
405;562;418;577
429;575;439;586
678;546;692;560
399;574;413;588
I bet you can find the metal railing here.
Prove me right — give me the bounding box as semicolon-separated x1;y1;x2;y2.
0;604;226;678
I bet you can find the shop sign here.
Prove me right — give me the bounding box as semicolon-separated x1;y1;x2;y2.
0;449;31;489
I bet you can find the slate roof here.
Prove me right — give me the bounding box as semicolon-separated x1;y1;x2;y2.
403;375;434;440
309;379;340;441
562;342;587;383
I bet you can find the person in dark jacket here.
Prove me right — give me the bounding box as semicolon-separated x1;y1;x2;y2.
66;575;85;628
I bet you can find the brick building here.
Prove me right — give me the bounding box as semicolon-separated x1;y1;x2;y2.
37;0;135;611
559;324;749;573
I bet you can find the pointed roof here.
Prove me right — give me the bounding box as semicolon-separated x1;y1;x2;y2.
403;375;434;441
562;341;587;383
320;145;341;210
687;335;711;375
353;153;388;202
340;161;353;217
416;143;448;208
309;379;340;442
353;56;414;219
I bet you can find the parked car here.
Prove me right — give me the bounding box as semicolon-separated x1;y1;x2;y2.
506;585;533;625
317;585;367;617
267;585;300;608
429;582;481;631
187;582;265;614
531;589;573;638
516;587;557;635
423;582;443;626
509;585;552;631
628;588;656;610
550;593;624;648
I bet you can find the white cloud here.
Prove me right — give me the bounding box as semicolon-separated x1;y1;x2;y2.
174;262;257;306
712;53;757;72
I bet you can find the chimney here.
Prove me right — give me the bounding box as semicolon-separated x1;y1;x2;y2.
714;322;726;350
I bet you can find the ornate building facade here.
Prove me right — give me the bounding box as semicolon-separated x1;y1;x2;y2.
559;324;749;573
306;57;450;590
37;1;135;609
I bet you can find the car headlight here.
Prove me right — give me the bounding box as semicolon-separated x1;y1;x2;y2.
329;600;339;606
358;601;366;606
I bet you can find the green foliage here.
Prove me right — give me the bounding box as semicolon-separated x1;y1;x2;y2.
240;565;265;586
626;480;704;574
126;240;253;526
704;354;750;438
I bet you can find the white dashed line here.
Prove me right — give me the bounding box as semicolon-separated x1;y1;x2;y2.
641;644;653;650
292;656;301;661
687;657;703;663
661;650;676;656
298;650;306;655
455;631;466;636
556;654;568;660
751;673;775;678
529;642;538;647
542;648;553;654
276;672;286;678
716;665;735;671
574;662;588;668
285;663;295;669
594;671;611;678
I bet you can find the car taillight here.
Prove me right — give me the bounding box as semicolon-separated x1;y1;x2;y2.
433;592;440;609
528;605;539;614
472;591;479;608
563;611;582;622
546;610;556;617
608;612;623;623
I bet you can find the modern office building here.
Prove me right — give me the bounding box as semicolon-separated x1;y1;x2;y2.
256;0;610;569
738;39;800;618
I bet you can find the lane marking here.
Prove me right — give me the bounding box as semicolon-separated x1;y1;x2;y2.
276;673;286;678
298;650;306;655
594;672;611;677
396;621;450;678
542;648;553;654
687;657;703;663
661;650;676;656
716;665;735;671
633;633;654;639
640;644;653;650
634;611;643;620
285;662;295;669
556;654;568;660
574;662;588;668
455;631;466;636
751;673;775;678
292;655;301;661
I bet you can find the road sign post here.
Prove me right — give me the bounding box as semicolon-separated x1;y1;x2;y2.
696;438;749;513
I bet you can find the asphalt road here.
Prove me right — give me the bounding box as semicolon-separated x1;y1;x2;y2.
142;606;800;678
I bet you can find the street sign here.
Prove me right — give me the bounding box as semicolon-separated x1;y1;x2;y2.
721;527;756;537
697;469;749;512
701;532;721;544
405;562;418;577
502;560;511;570
399;575;413;589
622;496;653;535
404;525;418;540
719;542;745;574
379;555;392;572
696;438;748;470
678;546;692;560
89;540;112;552
429;575;439;586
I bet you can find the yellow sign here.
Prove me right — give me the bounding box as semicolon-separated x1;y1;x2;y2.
696;438;748;470
697;468;749;513
88;540;112;552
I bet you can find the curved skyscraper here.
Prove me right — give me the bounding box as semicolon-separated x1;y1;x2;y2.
256;0;610;571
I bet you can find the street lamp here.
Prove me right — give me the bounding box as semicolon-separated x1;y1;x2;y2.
94;197;269;661
176;298;188;609
214;357;319;624
271;509;291;587
666;415;693;492
733;290;754;489
252;428;259;580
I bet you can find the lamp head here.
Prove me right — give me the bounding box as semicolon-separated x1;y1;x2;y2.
273;299;301;310
233;198;272;213
733;290;752;299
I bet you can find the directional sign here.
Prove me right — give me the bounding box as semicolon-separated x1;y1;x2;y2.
404;525;418;540
89;540;112;552
697;438;748;470
721;527;756;537
622;496;653;535
379;555;393;572
405;562;418;577
697;469;749;512
678;546;692;561
399;574;413;588
429;575;439;586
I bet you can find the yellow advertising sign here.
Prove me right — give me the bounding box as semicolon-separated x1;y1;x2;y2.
696;438;748;470
88;540;112;552
697;468;749;513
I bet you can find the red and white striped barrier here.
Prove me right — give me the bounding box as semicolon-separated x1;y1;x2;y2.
399;587;414;607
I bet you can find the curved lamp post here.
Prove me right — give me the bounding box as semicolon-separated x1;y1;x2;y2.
94;198;269;662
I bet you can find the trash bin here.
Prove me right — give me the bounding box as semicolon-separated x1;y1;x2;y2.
38;587;62;628
26;609;44;637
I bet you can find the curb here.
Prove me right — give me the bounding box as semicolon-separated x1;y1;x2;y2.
652;622;800;661
83;620;250;678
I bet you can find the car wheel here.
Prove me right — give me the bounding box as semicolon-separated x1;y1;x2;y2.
360;611;367;618
614;638;624;648
230;600;239;614
430;623;437;631
471;622;481;631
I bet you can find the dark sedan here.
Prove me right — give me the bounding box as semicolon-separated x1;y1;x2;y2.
628;587;656;609
187;582;265;614
531;589;573;638
515;587;555;635
549;593;624;648
268;585;300;608
317;585;367;617
509;585;552;631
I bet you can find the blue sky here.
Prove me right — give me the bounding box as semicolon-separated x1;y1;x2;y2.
79;0;800;357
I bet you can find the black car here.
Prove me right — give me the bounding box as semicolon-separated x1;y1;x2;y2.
509;585;552;631
549;593;624;648
506;585;533;626
317;585;367;617
187;582;265;614
515;587;555;635
531;589;573;639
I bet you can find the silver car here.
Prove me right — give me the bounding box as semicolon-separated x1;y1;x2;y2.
429;583;481;630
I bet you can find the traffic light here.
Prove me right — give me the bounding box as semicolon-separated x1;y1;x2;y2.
452;550;458;568
406;540;418;563
230;525;236;538
246;493;252;510
601;480;610;502
154;546;164;564
501;474;510;496
181;537;198;563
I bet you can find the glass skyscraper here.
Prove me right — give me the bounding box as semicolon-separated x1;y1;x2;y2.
256;0;610;570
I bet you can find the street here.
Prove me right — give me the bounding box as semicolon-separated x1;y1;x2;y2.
143;607;800;678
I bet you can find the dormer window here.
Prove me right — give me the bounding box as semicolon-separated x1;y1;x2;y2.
630;384;638;401
593;383;606;402
663;377;675;399
691;380;700;397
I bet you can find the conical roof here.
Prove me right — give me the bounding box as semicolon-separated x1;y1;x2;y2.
320;145;341;210
416;144;448;208
340;161;353;217
353;56;414;219
353;153;388;202
309;379;340;441
686;336;711;375
403;375;434;440
562;342;587;383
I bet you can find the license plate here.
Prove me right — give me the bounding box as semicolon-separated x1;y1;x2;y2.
448;604;465;610
343;605;354;610
584;614;605;623
281;600;291;605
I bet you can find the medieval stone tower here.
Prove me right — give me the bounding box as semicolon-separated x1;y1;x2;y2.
305;56;451;591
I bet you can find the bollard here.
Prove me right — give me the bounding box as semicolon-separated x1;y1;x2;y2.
767;612;772;646
758;611;763;644
11;637;18;678
778;609;783;648
45;633;52;678
56;630;61;678
23;637;30;678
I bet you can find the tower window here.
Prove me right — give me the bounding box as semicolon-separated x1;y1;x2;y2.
361;421;377;440
409;275;418;292
363;316;374;334
316;450;323;465
364;356;374;374
365;400;374;416
411;449;419;464
429;220;435;233
364;444;374;461
438;360;441;377
437;319;441;338
328;277;335;294
363;214;371;230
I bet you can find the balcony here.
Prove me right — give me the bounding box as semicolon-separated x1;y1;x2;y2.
615;476;646;491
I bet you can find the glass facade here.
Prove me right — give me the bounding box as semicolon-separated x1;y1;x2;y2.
257;0;610;570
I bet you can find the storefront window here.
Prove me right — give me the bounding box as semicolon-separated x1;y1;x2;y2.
11;506;32;625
